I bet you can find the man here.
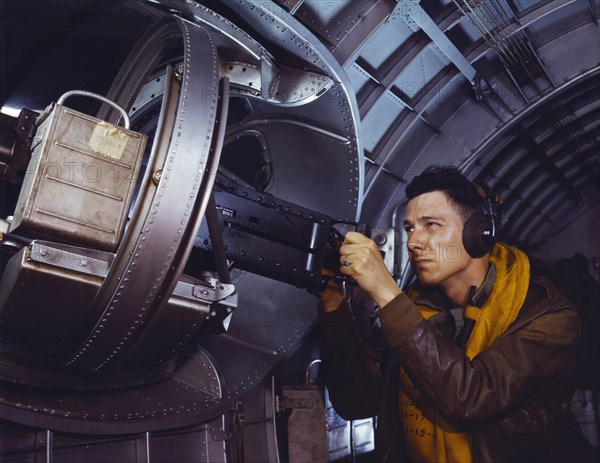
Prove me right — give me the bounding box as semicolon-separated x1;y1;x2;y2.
319;166;593;462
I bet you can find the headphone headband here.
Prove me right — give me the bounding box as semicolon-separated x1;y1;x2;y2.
472;182;502;206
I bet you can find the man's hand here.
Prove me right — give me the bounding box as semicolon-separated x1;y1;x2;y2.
339;231;402;308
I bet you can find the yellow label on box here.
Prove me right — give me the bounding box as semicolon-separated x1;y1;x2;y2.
89;122;129;160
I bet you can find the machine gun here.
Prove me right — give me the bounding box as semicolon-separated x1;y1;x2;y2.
190;174;370;293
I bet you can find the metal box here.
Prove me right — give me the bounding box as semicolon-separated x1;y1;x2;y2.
0;241;110;351
9;91;147;251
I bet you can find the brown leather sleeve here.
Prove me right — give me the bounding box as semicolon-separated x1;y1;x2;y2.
378;287;581;427
319;300;384;420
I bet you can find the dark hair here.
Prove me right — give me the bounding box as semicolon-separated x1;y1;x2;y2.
405;165;482;221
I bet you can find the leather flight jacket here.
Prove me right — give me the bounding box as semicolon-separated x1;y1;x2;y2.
320;275;594;462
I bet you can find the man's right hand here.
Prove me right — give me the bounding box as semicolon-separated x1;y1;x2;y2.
319;273;346;312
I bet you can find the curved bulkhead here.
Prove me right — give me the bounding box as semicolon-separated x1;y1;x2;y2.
0;0;598;461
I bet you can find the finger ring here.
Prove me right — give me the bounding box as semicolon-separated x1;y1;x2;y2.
343;257;351;266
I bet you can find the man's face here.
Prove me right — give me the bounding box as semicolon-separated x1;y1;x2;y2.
403;191;473;288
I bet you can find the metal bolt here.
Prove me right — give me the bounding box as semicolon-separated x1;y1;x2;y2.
152;170;163;185
374;234;387;246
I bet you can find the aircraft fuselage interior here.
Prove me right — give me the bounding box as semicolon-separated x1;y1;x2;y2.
1;1;599;461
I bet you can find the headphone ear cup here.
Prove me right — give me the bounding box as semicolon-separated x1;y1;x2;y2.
462;213;494;258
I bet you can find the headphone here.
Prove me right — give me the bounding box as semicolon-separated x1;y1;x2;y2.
462;182;503;258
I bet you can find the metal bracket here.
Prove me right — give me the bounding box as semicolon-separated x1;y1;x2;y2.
396;0;478;84
29;240;113;277
190;278;236;303
222;61;262;97
2;109;38;184
210;428;233;441
371;228;396;275
170;276;238;324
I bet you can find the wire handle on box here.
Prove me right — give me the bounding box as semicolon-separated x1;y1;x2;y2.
57;90;131;130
